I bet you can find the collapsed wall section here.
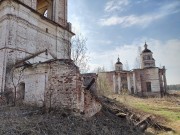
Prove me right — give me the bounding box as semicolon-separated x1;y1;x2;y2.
84;89;102;117
45;60;84;112
82;73;102;117
12;59;102;117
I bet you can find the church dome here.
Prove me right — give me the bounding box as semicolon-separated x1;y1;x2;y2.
142;42;152;53
142;48;152;53
116;61;122;64
116;57;122;64
115;57;123;71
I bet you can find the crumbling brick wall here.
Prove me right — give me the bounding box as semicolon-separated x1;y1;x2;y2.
84;89;102;117
44;60;84;112
82;73;97;93
82;73;102;117
11;59;101;117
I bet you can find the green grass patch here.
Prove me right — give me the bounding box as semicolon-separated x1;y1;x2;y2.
128;101;180;122
155;110;180;121
110;94;180;134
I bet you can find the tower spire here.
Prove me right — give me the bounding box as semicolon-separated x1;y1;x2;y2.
117;55;120;63
144;42;148;49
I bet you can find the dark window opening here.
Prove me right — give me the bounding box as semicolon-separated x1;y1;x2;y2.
18;83;25;100
37;0;53;19
146;82;151;92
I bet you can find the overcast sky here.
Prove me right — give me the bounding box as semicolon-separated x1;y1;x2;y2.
68;0;180;85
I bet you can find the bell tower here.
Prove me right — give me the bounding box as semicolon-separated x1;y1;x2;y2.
36;0;68;27
53;0;67;27
140;42;155;68
115;57;123;71
0;0;73;93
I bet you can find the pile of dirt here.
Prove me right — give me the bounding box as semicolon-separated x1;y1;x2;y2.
0;105;142;135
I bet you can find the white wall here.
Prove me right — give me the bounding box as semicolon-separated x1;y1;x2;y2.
144;68;160;92
24;73;46;106
0;0;73;63
0;50;6;93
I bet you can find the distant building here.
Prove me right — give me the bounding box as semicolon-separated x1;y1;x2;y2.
98;43;167;96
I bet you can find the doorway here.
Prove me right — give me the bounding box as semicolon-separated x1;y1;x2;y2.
18;83;25;100
146;82;151;92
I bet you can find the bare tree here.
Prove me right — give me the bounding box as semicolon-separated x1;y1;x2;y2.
71;34;89;73
11;66;25;106
110;59;114;71
124;60;129;70
134;57;139;69
134;46;142;69
93;66;106;73
59;29;89;73
94;66;112;96
138;46;142;68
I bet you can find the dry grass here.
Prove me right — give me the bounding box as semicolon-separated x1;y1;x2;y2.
0;105;143;135
108;91;180;134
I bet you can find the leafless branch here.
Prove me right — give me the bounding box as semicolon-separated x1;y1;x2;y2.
71;34;89;73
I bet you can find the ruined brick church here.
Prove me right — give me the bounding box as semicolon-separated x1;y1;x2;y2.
98;43;167;97
0;0;101;117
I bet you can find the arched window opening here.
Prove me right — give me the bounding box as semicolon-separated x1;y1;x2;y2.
37;0;53;19
44;10;48;17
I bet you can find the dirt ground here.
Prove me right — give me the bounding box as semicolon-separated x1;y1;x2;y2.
0;105;143;135
1;91;179;135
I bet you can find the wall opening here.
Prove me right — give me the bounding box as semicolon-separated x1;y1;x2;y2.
37;0;53;19
146;82;151;92
44;10;48;17
18;82;25;100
